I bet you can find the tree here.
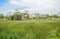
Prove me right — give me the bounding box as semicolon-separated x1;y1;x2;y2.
24;10;29;19
0;14;4;18
53;15;58;18
11;11;22;20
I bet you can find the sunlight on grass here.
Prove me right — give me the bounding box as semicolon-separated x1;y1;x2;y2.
0;19;60;39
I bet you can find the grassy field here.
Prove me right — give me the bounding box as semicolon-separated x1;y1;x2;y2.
0;18;60;39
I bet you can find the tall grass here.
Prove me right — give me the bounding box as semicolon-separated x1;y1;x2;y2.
0;19;60;39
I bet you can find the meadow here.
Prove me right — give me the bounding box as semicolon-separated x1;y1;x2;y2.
0;18;60;39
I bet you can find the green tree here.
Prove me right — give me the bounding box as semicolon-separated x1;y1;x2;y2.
11;11;22;20
0;14;4;19
24;10;29;19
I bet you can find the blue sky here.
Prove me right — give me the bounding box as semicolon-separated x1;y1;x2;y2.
0;0;60;15
0;0;8;5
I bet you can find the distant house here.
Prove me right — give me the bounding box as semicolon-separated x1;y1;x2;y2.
10;9;49;20
29;14;49;19
11;11;29;20
39;14;49;18
29;14;35;19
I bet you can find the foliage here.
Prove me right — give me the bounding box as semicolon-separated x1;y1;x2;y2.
11;12;22;20
0;14;4;19
50;15;59;18
23;13;29;19
0;19;60;39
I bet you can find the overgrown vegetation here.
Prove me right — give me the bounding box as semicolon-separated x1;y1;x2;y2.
0;10;60;39
0;19;60;39
0;14;4;19
0;10;60;20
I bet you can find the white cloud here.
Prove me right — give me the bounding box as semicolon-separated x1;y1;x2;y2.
8;0;59;14
9;0;56;8
9;0;19;4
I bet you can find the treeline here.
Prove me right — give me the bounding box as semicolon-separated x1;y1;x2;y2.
0;10;29;20
0;10;60;20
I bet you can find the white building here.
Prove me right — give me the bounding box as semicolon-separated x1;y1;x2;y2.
29;14;49;19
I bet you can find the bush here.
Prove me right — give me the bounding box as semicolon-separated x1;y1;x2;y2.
0;14;4;19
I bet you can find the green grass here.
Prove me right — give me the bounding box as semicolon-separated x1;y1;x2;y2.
0;18;60;39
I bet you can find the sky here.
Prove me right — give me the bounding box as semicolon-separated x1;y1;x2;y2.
0;0;60;15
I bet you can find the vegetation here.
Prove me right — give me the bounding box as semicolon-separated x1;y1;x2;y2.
0;10;60;39
0;10;60;20
0;18;60;39
0;14;4;19
11;12;22;20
